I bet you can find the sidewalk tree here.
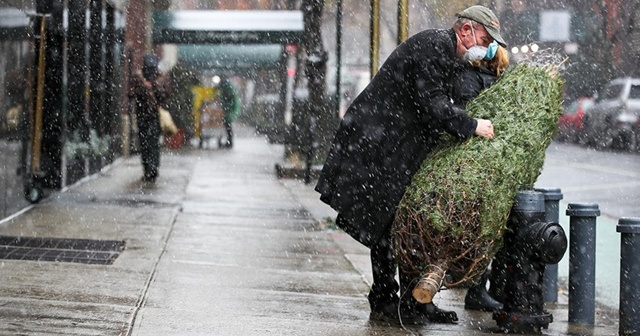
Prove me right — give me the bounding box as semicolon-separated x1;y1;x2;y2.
563;0;640;96
494;0;639;98
302;0;328;126
288;0;338;166
609;0;640;76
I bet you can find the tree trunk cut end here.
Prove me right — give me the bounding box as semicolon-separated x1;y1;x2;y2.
412;267;445;304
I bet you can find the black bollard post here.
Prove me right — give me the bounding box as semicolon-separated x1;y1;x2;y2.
566;203;600;326
617;217;640;336
304;116;317;185
535;188;563;303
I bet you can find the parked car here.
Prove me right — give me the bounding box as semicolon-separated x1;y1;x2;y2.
555;97;594;143
582;77;640;150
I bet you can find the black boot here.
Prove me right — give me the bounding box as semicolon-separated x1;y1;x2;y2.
414;302;459;323
398;270;458;324
465;271;503;311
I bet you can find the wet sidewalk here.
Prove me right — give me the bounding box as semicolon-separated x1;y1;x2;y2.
0;128;619;335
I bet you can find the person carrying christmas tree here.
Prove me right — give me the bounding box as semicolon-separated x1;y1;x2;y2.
315;5;507;325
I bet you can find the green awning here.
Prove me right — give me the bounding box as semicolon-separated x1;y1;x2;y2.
177;44;284;71
153;10;304;45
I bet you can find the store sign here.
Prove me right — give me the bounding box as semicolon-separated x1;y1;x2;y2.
539;10;571;42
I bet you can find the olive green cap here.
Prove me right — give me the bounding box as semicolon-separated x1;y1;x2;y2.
457;5;507;48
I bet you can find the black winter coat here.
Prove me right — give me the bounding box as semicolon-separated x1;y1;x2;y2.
452;65;498;107
315;29;478;248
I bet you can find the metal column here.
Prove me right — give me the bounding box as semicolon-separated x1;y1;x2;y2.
567;203;600;325
334;0;343;116
397;0;408;44
89;0;107;138
369;0;380;77
617;217;640;335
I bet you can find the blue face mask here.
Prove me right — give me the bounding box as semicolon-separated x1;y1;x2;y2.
484;41;498;60
461;25;498;62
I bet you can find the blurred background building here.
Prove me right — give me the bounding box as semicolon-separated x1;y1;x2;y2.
0;0;639;217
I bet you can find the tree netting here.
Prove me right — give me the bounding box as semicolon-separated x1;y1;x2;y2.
391;62;564;292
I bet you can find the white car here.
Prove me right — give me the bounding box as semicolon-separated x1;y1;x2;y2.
582;77;640;151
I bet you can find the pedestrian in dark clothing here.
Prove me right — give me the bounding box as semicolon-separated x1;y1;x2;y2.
453;44;509;106
453;61;499;106
131;53;171;183
452;45;510;312
217;77;241;148
315;5;507;325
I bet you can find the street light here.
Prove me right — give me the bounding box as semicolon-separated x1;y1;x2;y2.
512;44;542;55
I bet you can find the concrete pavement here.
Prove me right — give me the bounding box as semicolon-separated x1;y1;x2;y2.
0;127;620;335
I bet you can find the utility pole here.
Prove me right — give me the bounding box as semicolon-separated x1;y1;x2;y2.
369;0;380;77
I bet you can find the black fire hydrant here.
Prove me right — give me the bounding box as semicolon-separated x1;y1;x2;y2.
491;190;568;334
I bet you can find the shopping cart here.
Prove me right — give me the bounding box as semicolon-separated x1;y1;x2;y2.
198;98;225;149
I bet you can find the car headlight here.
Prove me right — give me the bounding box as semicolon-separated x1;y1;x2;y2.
617;113;639;124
